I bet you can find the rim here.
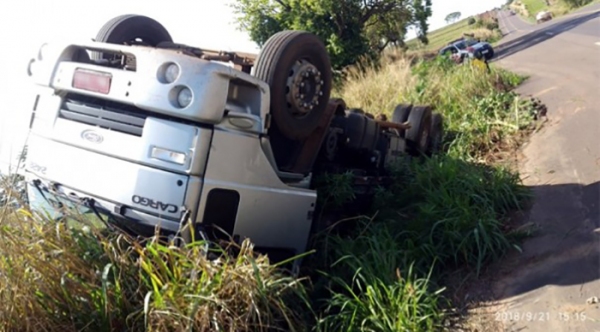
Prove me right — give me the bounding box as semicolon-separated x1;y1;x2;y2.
285;59;324;119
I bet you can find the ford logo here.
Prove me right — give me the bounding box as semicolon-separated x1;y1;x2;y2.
81;130;104;144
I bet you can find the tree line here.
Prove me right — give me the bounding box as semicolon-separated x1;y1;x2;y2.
231;0;433;69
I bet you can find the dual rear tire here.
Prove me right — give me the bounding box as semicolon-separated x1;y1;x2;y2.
392;104;443;156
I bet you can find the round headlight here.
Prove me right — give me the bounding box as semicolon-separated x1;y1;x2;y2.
165;63;180;83
177;88;193;108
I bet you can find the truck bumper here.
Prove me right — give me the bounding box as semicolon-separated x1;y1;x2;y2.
24;134;203;237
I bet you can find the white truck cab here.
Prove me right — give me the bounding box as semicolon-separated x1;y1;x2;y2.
23;15;443;264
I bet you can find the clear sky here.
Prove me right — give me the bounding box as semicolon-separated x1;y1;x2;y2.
0;0;505;172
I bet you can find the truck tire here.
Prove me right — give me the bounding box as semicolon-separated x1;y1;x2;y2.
405;106;432;156
253;30;332;141
427;113;444;155
391;104;412;137
91;15;173;60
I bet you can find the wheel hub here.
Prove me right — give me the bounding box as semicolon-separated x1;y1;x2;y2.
286;60;324;118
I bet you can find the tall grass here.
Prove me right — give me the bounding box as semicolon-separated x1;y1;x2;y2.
309;53;537;330
0;208;312;332
338;54;532;162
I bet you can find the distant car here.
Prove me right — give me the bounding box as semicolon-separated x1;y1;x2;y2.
510;10;516;15
438;38;495;63
536;11;553;24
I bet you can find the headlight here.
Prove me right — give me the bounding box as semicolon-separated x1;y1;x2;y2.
177;88;193;108
165;63;180;83
151;147;186;165
157;62;180;84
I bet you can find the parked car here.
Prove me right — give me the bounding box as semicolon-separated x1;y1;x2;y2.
510;10;516;15
438;37;495;63
536;10;553;24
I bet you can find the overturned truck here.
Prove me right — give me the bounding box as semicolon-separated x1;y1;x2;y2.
24;15;443;264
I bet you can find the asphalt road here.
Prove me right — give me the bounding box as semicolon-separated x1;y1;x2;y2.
482;6;600;332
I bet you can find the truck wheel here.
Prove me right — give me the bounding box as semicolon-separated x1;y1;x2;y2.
427;113;444;155
391;104;412;137
405;106;432;156
91;15;173;60
253;30;332;141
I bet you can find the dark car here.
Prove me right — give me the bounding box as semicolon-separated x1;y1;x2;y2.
464;38;495;60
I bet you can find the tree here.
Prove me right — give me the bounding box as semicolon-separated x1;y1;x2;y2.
231;0;433;69
444;11;462;24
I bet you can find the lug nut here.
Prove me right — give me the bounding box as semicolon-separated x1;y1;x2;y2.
300;94;305;99
300;82;305;87
318;91;323;96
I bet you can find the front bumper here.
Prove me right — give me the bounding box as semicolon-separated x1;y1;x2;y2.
26;175;209;243
24;133;205;238
27;176;177;232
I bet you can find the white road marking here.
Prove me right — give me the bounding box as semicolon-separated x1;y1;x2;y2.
546;31;554;35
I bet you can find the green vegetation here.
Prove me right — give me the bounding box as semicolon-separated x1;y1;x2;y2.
0;209;312;332
0;51;542;330
406;10;502;52
231;0;433;69
511;0;598;21
406;18;470;50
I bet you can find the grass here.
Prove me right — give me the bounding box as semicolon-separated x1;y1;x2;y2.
406;18;470;50
406;11;503;52
510;0;599;21
0;207;313;332
0;48;541;331
338;53;533;163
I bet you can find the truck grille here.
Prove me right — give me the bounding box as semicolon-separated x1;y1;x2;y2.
59;94;147;136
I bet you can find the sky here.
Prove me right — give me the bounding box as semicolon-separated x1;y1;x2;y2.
0;0;505;173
